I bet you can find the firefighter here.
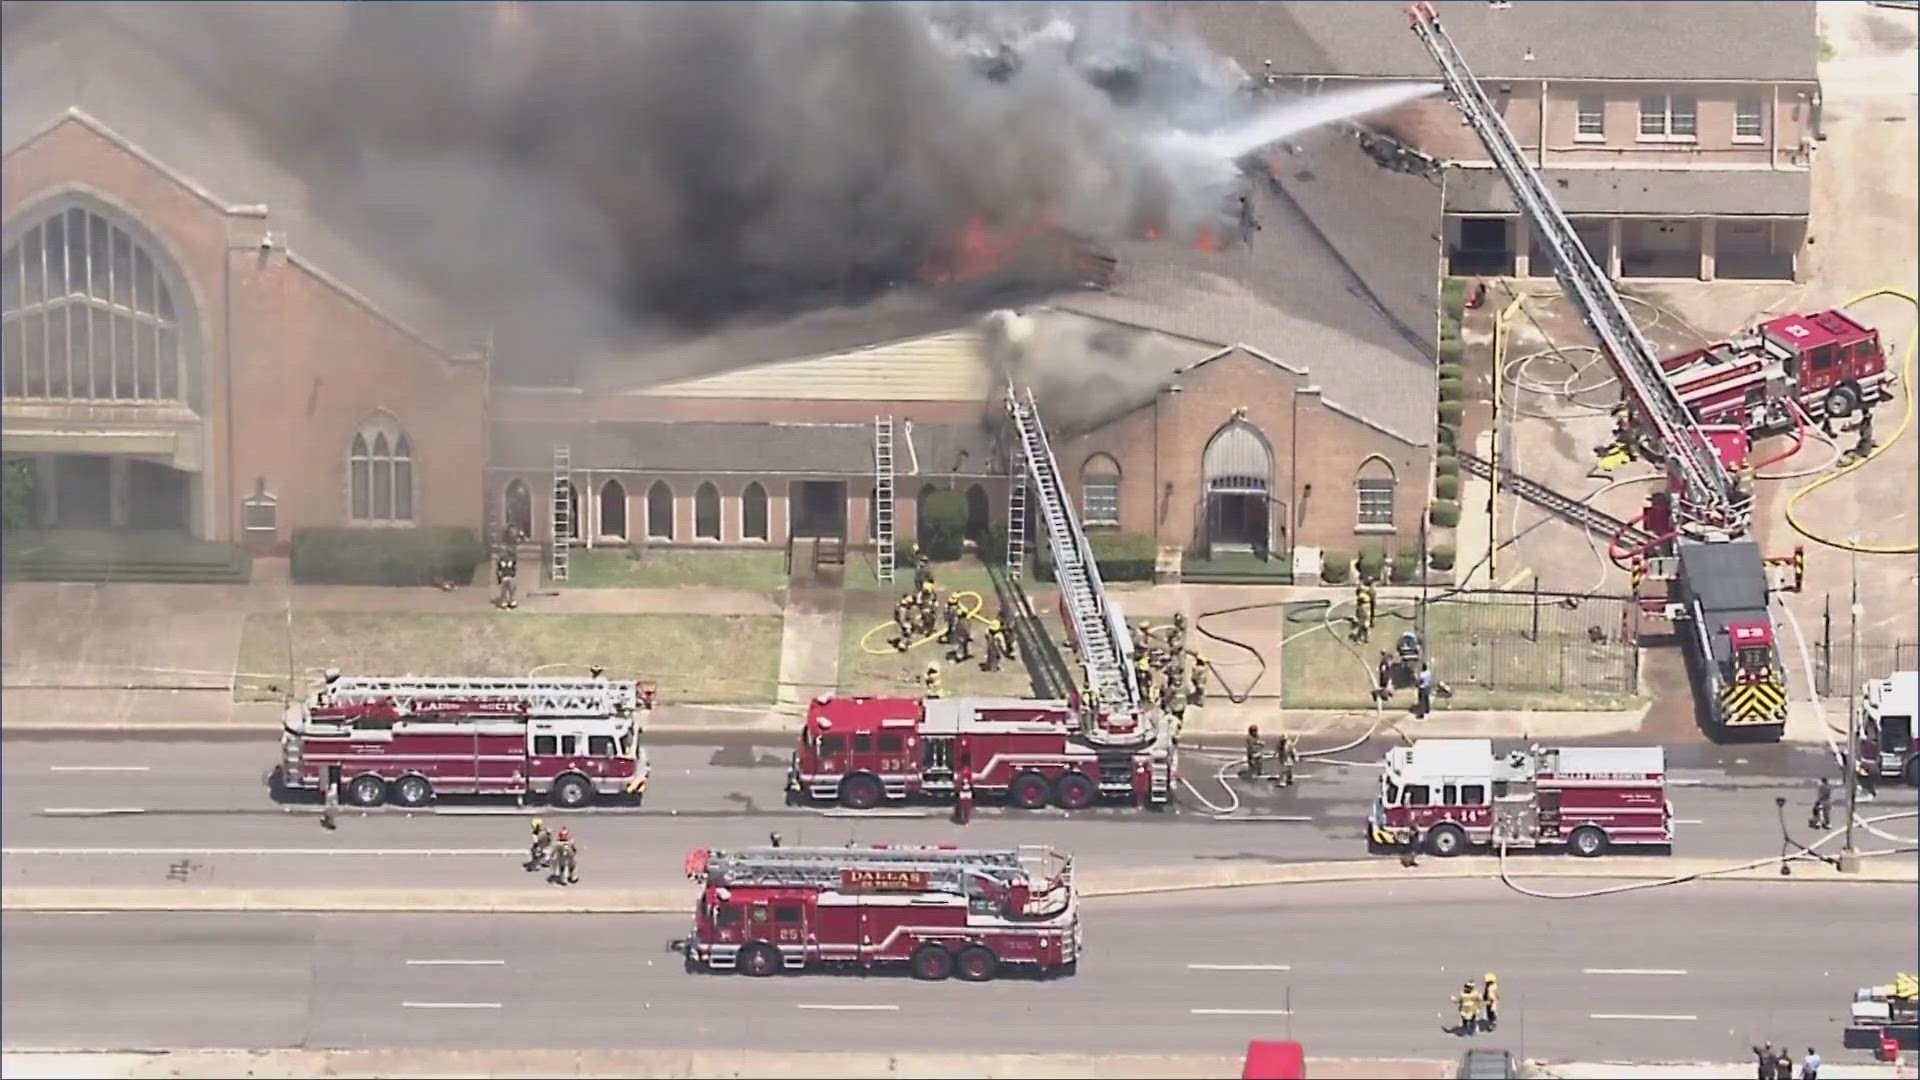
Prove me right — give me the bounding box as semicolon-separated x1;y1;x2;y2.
947;611;974;663
1244;724;1265;779
526;817;552;871
1135;653;1154;698
923;662;945;700
1376;649;1395;701
1274;731;1299;788
1400;823;1423;867
1187;655;1208;707
982;618;1006;672
1351;583;1373;644
1810;776;1834;831
321;764;341;831
891;594;915;652
493;543;519;610
954;754;975;826
913;552;932;592
1855;409;1877;460
768;831;782;849
1481;972;1499;1032
1453;980;1480;1036
917;584;941;637
940;595;962;644
1166;669;1189;731
996;608;1018;659
549;826;578;886
1168;613;1189;655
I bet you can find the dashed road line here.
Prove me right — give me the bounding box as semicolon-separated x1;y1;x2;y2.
1590;1013;1696;1021
39;808;147;817
1191;1008;1294;1016
796;1003;900;1012
402;1001;502;1010
47;766;151;773
1584;968;1687;976
406;959;507;967
1210;814;1314;823
1188;963;1293;971
820;810;927;819
2;847;522;857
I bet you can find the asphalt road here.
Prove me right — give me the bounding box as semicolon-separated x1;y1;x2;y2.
3;881;1909;1062
4;736;1913;892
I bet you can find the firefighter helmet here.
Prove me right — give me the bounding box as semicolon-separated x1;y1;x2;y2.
1247;724;1260;737
530;817;545;832
926;663;940;674
1484;972;1497;984
556;827;571;842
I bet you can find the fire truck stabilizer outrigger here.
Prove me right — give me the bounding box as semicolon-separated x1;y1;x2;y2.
787;387;1175;810
679;844;1080;980
277;671;654;808
1409;4;1803;741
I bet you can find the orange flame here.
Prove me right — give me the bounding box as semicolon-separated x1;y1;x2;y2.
1192;228;1220;253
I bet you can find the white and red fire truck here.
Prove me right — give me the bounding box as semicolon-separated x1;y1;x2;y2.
1660;309;1892;434
1367;738;1671;858
785;693;1174;811
680;844;1080;981
276;672;654;809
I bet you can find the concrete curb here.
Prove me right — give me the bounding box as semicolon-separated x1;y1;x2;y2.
5;855;1911;914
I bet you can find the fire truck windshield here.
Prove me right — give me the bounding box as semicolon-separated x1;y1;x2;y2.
1382;776;1401;805
1736;645;1772;672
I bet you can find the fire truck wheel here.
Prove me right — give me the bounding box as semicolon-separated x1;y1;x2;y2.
391;775;433;808
1823;383;1859;420
739;944;781;978
1052;772;1097;811
955;945;998;983
549;774;595;809
838;774;883;810
910;945;954;981
345;774;387;808
1008;773;1051;810
1425;824;1467;858
1569;825;1610;858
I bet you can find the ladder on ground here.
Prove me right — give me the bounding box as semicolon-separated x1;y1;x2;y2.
1004;387;1138;728
1456;451;1655;552
551;445;573;583
699;845;1029;894
317;674;640;716
1408;2;1742;538
874;416;896;584
1006;444;1028;581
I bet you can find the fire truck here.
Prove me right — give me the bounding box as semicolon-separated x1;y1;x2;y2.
276;672;653;809
1661;309;1893;435
1367;738;1672;858
679;844;1080;981
787;693;1173;810
1631;534;1792;737
1862;670;1918;785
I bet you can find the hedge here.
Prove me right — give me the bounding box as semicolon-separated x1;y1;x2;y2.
1438;377;1464;402
1437;400;1464;425
1429;544;1457;572
1320;549;1352;584
1438;363;1464;382
1436;423;1459;449
291;526;484;586
1356;543;1386;582
1441;277;1471;311
1429;500;1462;528
1436;454;1460;478
1440;317;1462;342
1434;474;1460;501
918;489;969;561
1389;550;1420;584
1037;530;1157;583
1438;338;1464;366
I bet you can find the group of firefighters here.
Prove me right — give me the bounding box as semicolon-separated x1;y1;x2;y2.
1129;614;1210;739
893;557;1020;693
1452;973;1501;1037
526;818;579;885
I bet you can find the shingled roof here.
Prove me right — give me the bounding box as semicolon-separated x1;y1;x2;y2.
490;418;1001;477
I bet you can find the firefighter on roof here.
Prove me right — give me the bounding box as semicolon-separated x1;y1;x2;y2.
923;662;945;699
1453;980;1480;1036
526;817;552;871
549;826;578;886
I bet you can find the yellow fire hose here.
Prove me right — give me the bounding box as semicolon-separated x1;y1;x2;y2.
1783;286;1919;555
859;589;994;656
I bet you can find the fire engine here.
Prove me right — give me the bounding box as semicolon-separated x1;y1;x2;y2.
1367;739;1672;858
1862;670;1918;785
787;694;1173;810
679;844;1080;981
1633;533;1791;737
276;672;654;809
1661;309;1893;435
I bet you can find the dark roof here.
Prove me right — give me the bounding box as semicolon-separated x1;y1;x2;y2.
1678;537;1772;670
490;419;1000;477
1155;2;1819;84
1445;168;1813;217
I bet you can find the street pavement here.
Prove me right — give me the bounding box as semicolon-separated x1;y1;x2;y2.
3;881;1911;1064
3;736;1913;893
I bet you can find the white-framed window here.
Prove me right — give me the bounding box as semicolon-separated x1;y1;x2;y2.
1080;453;1121;526
1734;95;1765;142
1355;457;1397;530
348;415;415;523
1575;95;1605;140
1638;93;1697;141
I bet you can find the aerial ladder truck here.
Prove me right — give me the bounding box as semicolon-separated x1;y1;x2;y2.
1407;3;1794;739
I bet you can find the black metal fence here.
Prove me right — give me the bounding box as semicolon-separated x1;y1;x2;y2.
1379;588;1638;699
1812;637;1919;698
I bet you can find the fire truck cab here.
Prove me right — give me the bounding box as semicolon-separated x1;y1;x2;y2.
1660;308;1891;432
1862;671;1918;785
1368;739;1671;858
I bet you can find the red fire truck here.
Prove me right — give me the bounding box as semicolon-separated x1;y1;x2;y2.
680;844;1080;981
276;672;654;809
1660;309;1892;433
1366;739;1671;858
785;694;1175;811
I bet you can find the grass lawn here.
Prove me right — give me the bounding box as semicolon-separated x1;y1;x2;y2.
837;589;1072;699
1279;600;1643;711
560;547;789;591
235;612;783;705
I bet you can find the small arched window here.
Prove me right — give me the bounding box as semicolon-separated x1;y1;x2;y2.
1356;456;1397;528
743;481;770;542
695;482;722;540
1081;453;1121;525
349;416;415;523
647;481;675;541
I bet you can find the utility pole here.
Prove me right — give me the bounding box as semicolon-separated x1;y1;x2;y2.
1839;539;1862;873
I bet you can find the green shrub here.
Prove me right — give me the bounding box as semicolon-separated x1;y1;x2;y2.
1436;423;1458;449
1441;277;1470;310
1429;544;1457;572
1440;316;1462;342
1434;474;1460;501
1037;531;1157;583
1389;550;1420;584
1320;549;1352;584
290;526;484;586
1437;400;1464;425
917;489;969;561
1356;543;1386;582
1436;454;1460;478
1438;338;1464;365
1429;500;1462;529
1438;377;1464;402
1438;363;1464;382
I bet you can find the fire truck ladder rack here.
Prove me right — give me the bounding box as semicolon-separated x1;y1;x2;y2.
702;846;1031;894
874;415;897;585
1456;451;1655;551
551;445;573;583
319;675;639;716
1408;3;1743;538
1005;386;1139;731
1006;445;1029;582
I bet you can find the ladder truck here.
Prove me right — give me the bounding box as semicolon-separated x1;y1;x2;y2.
1408;3;1793;740
277;671;654;808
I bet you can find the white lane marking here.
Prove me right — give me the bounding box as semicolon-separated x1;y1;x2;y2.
40;808;147;817
821;810;926;819
796;1004;899;1012
1590;1013;1696;1021
406;959;506;967
1190;1008;1294;1016
433;807;536;817
402;1001;502;1010
1584;968;1688;976
1210;814;1314;823
1671;819;1704;826
1667;779;1705;787
47;766;151;773
1188;963;1293;971
1;847;521;857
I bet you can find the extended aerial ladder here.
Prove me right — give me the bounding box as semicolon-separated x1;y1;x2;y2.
690;845;1048;894
1004;387;1144;742
313;673;646;717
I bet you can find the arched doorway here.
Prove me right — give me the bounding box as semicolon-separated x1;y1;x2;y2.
503;479;533;541
599;478;628;540
743;482;769;542
964;483;990;540
1202;418;1273;556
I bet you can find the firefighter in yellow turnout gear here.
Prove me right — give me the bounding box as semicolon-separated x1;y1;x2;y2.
922;663;945;699
1480;973;1499;1032
525;818;552;872
1453;981;1481;1036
